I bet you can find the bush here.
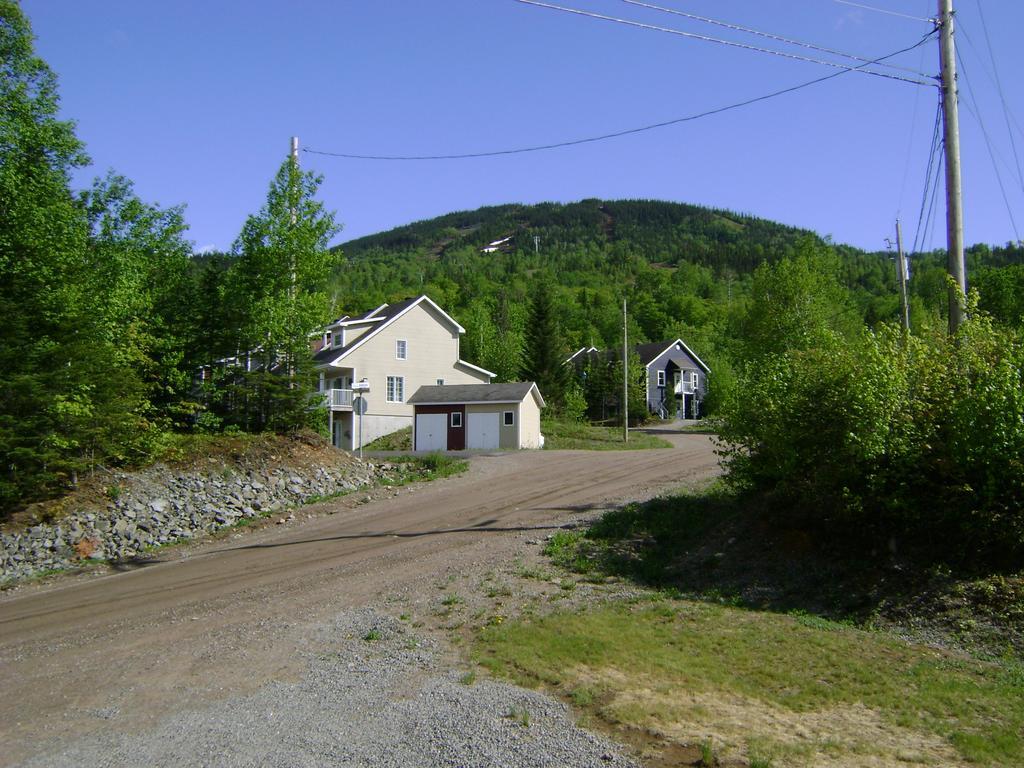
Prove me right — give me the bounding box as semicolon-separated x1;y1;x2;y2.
718;305;1024;568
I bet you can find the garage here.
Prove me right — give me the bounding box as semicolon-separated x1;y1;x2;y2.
466;412;500;450
414;413;448;452
409;382;546;451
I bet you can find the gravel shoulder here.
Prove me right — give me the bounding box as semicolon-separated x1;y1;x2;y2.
0;434;719;767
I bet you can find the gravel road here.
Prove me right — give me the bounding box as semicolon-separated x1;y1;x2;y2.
0;434;719;767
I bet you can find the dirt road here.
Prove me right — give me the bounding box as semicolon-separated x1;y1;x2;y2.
0;435;718;766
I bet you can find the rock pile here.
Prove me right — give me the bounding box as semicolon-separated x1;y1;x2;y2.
1;458;396;583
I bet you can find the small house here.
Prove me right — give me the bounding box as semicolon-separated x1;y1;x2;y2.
408;382;545;451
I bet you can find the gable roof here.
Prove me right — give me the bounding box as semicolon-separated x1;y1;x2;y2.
408;382;545;409
636;339;710;373
566;339;710;374
314;295;465;367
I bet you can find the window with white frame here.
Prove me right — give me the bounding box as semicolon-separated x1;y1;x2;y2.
451;411;462;428
396;339;407;360
386;376;405;403
436;378;445;386
690;371;699;388
332;330;344;348
657;370;666;387
503;410;515;426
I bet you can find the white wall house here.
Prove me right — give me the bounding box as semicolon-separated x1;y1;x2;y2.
313;295;494;451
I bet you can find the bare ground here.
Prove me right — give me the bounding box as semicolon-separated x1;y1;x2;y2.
0;434;720;767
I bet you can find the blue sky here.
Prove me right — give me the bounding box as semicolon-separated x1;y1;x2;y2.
22;1;1024;253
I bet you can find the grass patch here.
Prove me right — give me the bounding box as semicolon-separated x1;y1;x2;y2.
363;426;412;451
386;453;468;482
541;419;671;450
476;600;1024;766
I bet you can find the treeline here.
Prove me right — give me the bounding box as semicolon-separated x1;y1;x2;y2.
0;2;336;513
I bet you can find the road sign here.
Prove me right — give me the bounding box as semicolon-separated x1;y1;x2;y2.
353;396;368;415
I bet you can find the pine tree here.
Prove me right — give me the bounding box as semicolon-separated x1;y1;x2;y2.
522;279;569;408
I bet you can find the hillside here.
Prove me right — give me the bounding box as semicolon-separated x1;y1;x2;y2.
326;200;896;379
328;200;1023;376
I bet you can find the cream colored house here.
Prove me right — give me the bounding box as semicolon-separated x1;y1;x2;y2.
313;296;494;450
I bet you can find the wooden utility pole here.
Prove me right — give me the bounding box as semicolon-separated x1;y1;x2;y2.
937;0;966;333
622;298;628;443
896;219;910;332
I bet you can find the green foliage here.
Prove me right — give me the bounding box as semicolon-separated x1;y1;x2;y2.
522;278;571;409
200;156;342;433
719;295;1024;567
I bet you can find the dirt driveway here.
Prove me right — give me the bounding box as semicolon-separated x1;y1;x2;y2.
0;435;719;766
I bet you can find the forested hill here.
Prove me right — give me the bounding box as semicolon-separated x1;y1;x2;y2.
327;199;887;361
327;198;1023;382
339;198;838;274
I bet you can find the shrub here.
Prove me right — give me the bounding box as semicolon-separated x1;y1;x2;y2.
718;304;1024;568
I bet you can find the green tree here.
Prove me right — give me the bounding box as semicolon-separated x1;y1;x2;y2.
79;172;196;423
215;155;341;431
522;279;570;408
0;2;155;506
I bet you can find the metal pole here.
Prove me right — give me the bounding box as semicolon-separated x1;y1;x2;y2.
896;219;910;332
622;298;628;443
937;0;966;333
358;405;363;460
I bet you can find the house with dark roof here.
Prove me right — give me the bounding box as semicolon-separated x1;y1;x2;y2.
408;382;545;451
568;338;710;420
314;295;495;450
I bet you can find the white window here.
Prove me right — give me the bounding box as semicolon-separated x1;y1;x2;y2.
396;339;407;360
386;376;405;403
690;371;699;388
451;412;462;428
503;410;515;426
333;330;344;348
436;378;445;386
657;370;666;387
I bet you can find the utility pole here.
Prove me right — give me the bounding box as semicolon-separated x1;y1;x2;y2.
937;0;966;333
896;219;910;332
287;136;299;382
622;298;628;443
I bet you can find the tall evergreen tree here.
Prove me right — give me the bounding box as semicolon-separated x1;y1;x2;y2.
522;279;569;407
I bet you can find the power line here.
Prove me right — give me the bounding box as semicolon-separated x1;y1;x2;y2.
833;0;933;24
912;102;944;254
956;50;1021;242
956;18;1024;144
511;0;933;86
620;0;928;77
972;2;1024;194
304;32;935;162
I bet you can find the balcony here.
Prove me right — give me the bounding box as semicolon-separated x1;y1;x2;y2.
326;388;353;410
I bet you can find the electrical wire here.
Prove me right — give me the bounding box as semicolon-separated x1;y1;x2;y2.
833;0;933;24
957;50;1021;242
305;33;936;162
511;0;933;86
912;102;944;254
956;18;1024;144
620;0;929;77
972;2;1024;194
923;152;944;252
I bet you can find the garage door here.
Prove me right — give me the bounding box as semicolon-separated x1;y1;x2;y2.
415;413;448;451
467;412;500;450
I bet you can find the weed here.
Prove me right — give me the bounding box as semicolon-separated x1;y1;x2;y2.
363;629;382;642
399;613;410;622
699;738;716;767
569;687;594;706
506;705;530;728
442;593;464;607
459;670;477;686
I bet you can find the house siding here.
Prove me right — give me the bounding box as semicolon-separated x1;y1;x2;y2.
335;302;488;420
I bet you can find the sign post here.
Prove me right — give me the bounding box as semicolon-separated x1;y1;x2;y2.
352;379;370;458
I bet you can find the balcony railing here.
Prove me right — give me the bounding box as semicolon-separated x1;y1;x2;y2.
326;388;353;409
